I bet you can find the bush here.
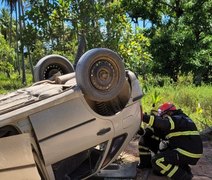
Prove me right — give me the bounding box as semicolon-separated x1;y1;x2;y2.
0;34;15;78
0;72;33;94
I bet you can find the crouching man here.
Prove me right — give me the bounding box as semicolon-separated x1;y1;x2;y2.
137;102;203;180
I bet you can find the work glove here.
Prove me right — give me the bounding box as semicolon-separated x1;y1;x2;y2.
143;113;151;123
145;127;154;137
137;127;145;136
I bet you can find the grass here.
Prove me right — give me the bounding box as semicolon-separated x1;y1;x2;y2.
140;82;212;131
0;72;33;94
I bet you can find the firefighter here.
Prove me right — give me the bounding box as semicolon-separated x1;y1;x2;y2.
137;102;203;180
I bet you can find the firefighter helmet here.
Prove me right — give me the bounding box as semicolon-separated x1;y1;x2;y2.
158;102;176;116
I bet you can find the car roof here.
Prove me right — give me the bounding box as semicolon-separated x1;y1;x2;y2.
0;77;77;115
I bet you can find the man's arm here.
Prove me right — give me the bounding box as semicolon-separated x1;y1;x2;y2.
143;114;174;131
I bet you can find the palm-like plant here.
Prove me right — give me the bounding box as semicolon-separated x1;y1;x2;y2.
1;0;18;45
0;8;10;40
1;0;28;84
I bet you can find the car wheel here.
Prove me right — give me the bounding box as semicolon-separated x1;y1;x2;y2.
76;48;125;102
34;55;74;82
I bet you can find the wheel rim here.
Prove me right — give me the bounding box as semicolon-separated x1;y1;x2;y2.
42;64;64;79
90;59;118;91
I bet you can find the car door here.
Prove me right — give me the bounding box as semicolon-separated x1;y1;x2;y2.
29;94;114;166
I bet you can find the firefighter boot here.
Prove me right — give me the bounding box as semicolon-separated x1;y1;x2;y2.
181;164;192;176
171;167;193;180
137;155;152;169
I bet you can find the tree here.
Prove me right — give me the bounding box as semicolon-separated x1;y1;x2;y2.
1;0;153;85
0;34;15;78
122;0;211;83
0;8;10;40
118;26;152;76
17;0;26;84
25;0;76;56
183;0;212;83
150;24;195;82
0;0;28;84
1;0;18;45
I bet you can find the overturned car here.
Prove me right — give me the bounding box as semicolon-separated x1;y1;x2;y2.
0;48;142;180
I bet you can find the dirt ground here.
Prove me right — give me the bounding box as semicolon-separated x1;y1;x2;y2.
119;135;212;180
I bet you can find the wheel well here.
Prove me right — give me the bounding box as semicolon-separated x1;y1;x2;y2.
85;77;131;116
0;125;20;138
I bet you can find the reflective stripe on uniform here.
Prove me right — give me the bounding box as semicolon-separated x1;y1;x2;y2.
167;116;175;130
139;146;149;151
151;135;160;141
166;131;200;139
156;157;172;174
176;148;202;158
167;165;179;177
149;115;154;126
139;152;151;155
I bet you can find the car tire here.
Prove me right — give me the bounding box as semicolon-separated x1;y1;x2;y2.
76;48;125;102
34;55;74;82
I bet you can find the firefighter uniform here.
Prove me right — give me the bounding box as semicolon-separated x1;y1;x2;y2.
137;126;161;169
139;109;203;180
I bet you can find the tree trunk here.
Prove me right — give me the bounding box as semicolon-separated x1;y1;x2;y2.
18;0;26;85
15;4;20;75
20;0;34;82
9;5;12;46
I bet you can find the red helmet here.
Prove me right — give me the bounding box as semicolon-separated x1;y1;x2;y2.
158;102;176;116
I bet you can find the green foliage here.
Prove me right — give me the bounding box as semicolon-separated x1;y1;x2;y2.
0;61;13;75
118;27;152;75
152;23;195;77
121;0;163;25
192;35;212;83
101;1;129;51
29;40;46;65
151;90;162;108
141;76;212;131
121;0;212;84
0;71;32;94
0;34;15;76
0;8;10;40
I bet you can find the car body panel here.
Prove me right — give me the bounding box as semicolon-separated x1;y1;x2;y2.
31;114;114;165
0;134;41;180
